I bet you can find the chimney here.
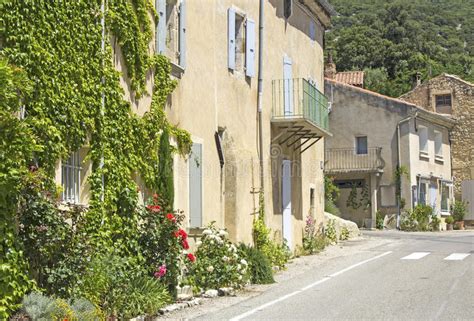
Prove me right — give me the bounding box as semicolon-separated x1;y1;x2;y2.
413;71;421;89
325;51;336;79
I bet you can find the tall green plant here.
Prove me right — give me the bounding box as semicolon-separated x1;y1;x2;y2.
157;127;174;207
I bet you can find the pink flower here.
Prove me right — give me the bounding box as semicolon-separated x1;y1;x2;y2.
187;253;196;262
146;204;161;213
154;264;167;278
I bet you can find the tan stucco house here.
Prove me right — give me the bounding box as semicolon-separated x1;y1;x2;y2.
324;78;455;229
164;0;334;250
399;74;474;220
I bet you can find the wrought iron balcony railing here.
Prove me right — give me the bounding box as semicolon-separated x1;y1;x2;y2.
325;147;385;173
272;78;329;132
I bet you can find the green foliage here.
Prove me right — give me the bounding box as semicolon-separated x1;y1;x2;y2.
451;200;467;222
238;244;274;285
157;127;174;207
0;57;38;318
327;0;474;97
325;219;338;244
324;176;341;216
376;211;384;230
346;184;361;210
339;227;350;241
445;216;454;225
1;1;192;316
187;223;248;290
75;253;170;319
22;292;102;321
400;204;433;231
430;215;441;232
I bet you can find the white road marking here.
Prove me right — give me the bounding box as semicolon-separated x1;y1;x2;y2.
444;253;470;261
401;252;430;260
229;251;392;321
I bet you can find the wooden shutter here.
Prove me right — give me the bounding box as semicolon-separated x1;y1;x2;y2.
156;0;166;54
283;56;293;115
245;18;256;77
228;8;236;70
179;0;186;68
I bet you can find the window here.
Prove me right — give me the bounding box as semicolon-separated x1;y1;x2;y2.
62;151;82;203
418;127;428;155
356;136;368;155
228;8;255;77
157;0;186;68
284;0;293;19
418;181;427;206
310;187;315;208
435;94;451;113
434;131;442;157
440;182;450;212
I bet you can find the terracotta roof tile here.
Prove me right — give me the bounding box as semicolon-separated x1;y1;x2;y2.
335;71;364;86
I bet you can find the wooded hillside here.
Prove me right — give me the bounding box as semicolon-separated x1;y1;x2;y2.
326;0;474;97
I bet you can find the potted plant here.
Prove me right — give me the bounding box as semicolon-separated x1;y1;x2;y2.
445;215;454;231
451;200;467;230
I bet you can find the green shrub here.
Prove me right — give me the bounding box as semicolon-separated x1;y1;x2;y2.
400;205;433;231
445;216;454;224
325;198;341;216
339;227;350;241
430;215;441;231
325;219;338;244
451;200;467;222
238;244;274;284
187;223;248;290
302;215;327;254
376;211;384;230
22;292;101;321
76;253;171;319
253;215;291;269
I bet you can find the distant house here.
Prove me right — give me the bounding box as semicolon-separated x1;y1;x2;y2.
399;74;474;219
324;78;455;229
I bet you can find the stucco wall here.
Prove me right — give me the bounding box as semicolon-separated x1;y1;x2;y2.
164;0;328;248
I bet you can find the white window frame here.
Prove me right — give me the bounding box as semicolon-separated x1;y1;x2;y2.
417;180;427;206
61;151;82;204
440;181;451;214
418;126;428;158
355;135;368;155
434;131;443;161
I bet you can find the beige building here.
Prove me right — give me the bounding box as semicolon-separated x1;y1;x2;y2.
161;0;334;250
399;74;474;218
324;78;455;229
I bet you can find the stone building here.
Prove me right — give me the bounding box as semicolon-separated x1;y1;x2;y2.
400;74;474;203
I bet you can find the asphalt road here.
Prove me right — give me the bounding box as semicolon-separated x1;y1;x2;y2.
192;231;474;321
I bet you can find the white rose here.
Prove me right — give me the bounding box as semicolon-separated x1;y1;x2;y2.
207;266;214;272
196;241;202;247
230;244;237;253
210;240;215;245
237;264;242;270
222;256;229;262
202;229;212;235
240;259;248;266
219;230;228;237
238;275;242;280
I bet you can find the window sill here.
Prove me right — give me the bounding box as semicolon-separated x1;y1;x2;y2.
440;211;451;216
435;155;444;163
170;62;185;79
419;151;429;160
58;202;88;212
188;227;205;237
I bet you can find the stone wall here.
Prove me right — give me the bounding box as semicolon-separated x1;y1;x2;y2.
400;75;474;198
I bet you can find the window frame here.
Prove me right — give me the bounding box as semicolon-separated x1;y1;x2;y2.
355;136;368;155
418;126;428;158
61;150;82;204
440;181;451;214
434;130;443;159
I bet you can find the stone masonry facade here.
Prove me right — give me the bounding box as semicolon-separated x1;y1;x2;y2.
400;74;474;198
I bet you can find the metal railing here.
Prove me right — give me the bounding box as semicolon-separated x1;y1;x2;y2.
272;78;329;131
325;147;385;172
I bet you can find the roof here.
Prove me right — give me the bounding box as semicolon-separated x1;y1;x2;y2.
325;77;456;129
400;73;474;99
316;0;338;16
335;71;364;86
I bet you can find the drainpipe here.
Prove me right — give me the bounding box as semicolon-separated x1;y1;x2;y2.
257;0;264;194
396;114;413;229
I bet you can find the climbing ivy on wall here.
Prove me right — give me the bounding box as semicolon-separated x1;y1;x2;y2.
0;0;191;315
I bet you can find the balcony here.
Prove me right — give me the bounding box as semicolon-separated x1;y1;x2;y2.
272;78;331;146
325;148;385;174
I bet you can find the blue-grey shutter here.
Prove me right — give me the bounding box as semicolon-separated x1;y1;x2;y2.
228;8;236;70
179;0;186;68
189;143;202;227
309;21;316;41
156;0;166;54
245;18;256;77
